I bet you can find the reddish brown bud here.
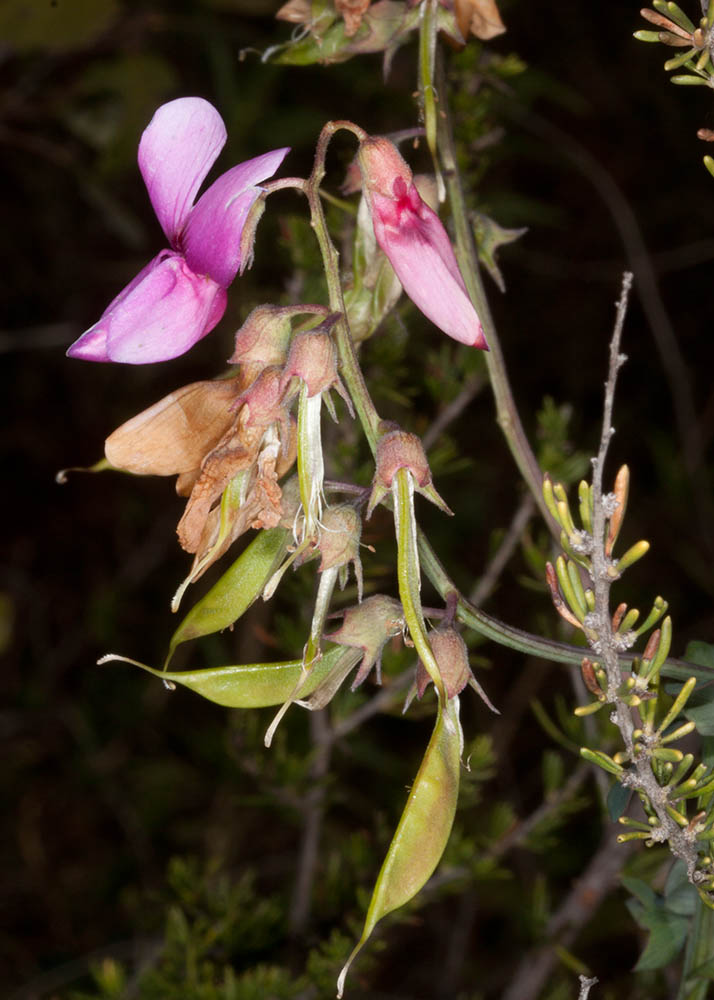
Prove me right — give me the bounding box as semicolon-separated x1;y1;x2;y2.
416;628;472;700
367;428;452;517
581;657;605;699
229;304;329;368
280;325;342;398
233;366;290;439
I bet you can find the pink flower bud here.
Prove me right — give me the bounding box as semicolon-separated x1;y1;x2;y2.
358;136;488;349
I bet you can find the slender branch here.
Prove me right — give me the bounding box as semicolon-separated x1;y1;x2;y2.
579;975;599;999
288;708;332;934
435;52;555;532
417;521;702;677
304;122;381;451
485;763;590;862
582;273;703;881
329;671;413;742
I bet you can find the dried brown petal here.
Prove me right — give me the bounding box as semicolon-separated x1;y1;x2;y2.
105;378;239;477
453;0;505;40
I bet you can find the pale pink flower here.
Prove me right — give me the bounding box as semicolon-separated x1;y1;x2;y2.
68;98;289;364
358;136;487;349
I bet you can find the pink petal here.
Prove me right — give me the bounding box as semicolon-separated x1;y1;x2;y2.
182;147;290;288
67;251;227;364
138;97;227;246
371;187;488;349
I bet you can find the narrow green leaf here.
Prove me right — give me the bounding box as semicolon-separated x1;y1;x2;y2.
165;527;290;667
664;1;696;33
580;746;624;776
337;698;462;997
103;644;360;709
670;74;710;85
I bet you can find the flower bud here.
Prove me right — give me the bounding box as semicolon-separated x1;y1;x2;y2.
279;316;354;417
229;304;329;367
415;627;498;711
232;365;291;451
357;135;487;349
416;628;472;700
367;427;452;517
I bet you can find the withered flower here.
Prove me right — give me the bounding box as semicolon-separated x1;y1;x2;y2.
452;0;505;42
316;504;364;600
325;594;405;689
104;364;297;587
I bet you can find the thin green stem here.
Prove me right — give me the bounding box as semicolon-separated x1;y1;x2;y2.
305;122;381;451
394;468;446;702
434;54;553;531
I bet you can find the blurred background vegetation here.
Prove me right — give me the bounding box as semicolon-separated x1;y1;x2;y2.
3;0;714;997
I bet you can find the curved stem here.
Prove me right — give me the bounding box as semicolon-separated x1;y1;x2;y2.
305;122;381;451
435;54;554;531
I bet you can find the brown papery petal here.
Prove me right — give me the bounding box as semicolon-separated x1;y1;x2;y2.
453;0;505;40
105;379;239;477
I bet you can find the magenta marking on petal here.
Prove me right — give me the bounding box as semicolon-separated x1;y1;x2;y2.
183;147;290;287
138;97;227;246
372;190;486;348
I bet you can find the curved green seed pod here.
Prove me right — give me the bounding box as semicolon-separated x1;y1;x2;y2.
165;527;290;668
102;644;360;709
337;697;462;997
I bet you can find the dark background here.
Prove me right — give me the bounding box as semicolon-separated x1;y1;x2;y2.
3;0;714;996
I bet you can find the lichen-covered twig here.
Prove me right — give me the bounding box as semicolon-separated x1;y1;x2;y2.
543;272;714;898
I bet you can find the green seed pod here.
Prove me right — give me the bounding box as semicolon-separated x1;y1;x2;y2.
337;698;462;997
165;527;291;667
101;644;361;709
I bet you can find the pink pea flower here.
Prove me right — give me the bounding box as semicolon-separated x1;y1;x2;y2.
68;98;289;364
358;136;488;349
